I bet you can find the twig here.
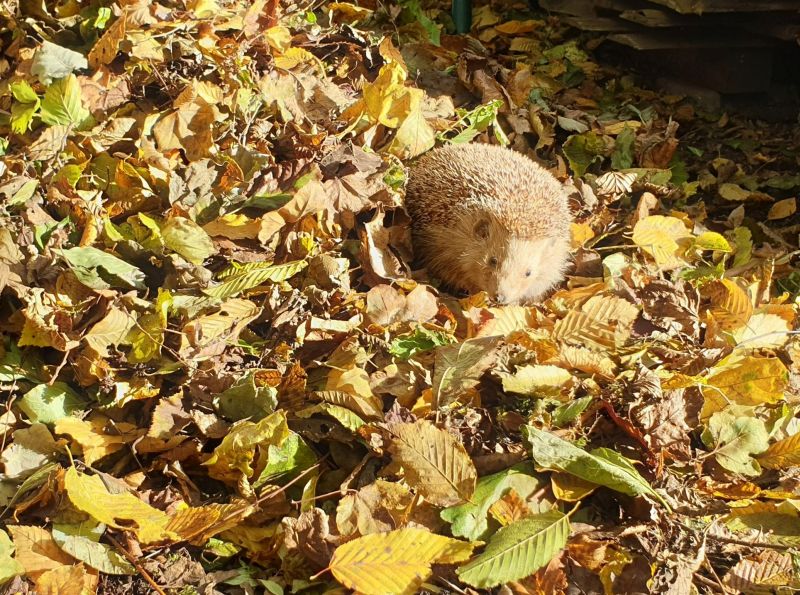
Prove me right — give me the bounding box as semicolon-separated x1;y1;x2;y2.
106;534;167;595
694;572;726;593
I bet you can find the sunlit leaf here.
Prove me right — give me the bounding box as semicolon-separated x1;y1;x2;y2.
388;420;477;507
701;411;769;476
204;260;307;299
330;528;474;595
523;426;668;508
40;74;89;127
457;511;569;588
64;467;174;544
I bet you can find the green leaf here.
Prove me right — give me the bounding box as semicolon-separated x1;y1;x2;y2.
31;41;88;85
10;103;38;134
610;125;635;170
161;216;216;265
523;426;670;509
0;529;23;585
10;81;40;134
562;131;609;177
294;403;365;432
389;326;455;360
552;396;593;427
204;260;307;299
443;100;504;145
216;370;278;422
253;432;317;488
701;411;769;476
693;231;732;252
60;246;146;291
126;289;172;364
732;226;753;268
404;0;441;45
8;179;38;207
51;522;135;575
18;382;86;425
10;80;38;104
457;511;569;588
40;74;89;127
441;463;542;541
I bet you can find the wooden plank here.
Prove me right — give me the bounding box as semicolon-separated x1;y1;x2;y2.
620;8;706;26
561;15;639;31
645;0;800;14
537;0;599;17
607;30;775;49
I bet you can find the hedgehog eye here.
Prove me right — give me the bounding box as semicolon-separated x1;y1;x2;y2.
525;270;532;278
488;257;499;268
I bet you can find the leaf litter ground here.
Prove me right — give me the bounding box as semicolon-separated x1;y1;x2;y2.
1;0;800;593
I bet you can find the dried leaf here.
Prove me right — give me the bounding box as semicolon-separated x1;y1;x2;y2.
388;420;477;507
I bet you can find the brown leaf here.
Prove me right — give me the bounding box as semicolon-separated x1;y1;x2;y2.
387;419;477;507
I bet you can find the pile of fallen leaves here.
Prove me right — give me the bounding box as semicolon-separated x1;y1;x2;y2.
1;0;800;592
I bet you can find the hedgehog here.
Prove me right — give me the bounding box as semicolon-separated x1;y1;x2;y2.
405;143;572;304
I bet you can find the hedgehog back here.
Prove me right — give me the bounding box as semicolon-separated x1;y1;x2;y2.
405;143;570;240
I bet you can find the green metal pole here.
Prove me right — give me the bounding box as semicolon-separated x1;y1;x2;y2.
452;0;472;34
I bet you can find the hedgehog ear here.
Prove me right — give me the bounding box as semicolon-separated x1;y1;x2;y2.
473;219;491;239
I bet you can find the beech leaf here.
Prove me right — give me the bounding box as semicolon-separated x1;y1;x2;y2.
387;420;477;507
329;528;474;595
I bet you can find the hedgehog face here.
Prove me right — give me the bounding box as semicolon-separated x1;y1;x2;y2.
492;235;571;304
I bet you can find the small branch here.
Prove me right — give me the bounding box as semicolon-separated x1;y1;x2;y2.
106;534;167;595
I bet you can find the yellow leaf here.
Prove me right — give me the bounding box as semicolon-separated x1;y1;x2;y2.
275;47;320;71
203;213;262;240
718;182;752;202
387;101;435;159
553;294;638;351
732;312;792;349
703;279;753;331
632;215;692;270
362;62;415;128
570;222;595;248
387;420;477;507
152;98;218;161
555;345;616;378
126;288;171;364
264;26;291;51
758;432;800;470
187;0;218;18
9;525;75;580
83;306;135;356
64;467;174;544
34;563;97;595
328;2;374;22
702;355;788;418
325;367;384;419
500;365;574;398
475;306;540;338
165;501;255;545
551;472;597;502
494;19;543;34
694;231;732;252
768;197;796;220
203;411;289;486
330;528;475;595
55;416;143;466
